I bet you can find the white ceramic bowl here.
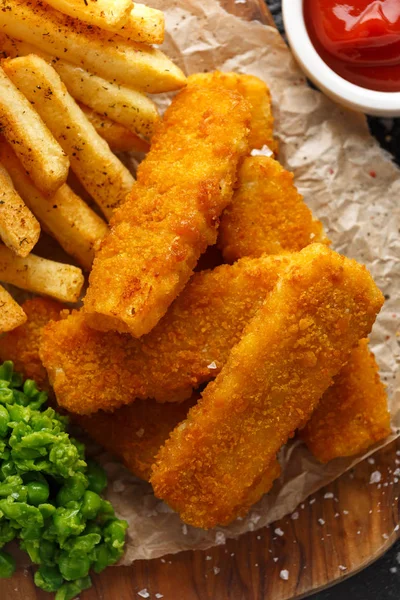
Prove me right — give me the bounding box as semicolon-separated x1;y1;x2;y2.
282;0;400;117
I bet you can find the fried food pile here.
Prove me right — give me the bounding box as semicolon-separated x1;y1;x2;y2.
0;70;390;529
0;0;186;331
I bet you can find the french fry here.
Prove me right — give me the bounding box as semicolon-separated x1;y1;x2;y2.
0;284;26;333
42;0;132;29
43;0;164;44
0;162;40;257
78;105;150;153
117;4;165;44
0;35;159;139
3;55;135;219
0;66;68;196
0;141;108;270
0;245;84;303
0;0;186;93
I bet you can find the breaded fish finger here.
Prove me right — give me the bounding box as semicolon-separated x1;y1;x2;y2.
77;398;197;481
40;255;289;414
83;86;251;337
0;297;195;479
300;339;391;461
151;244;384;528
219;156;328;262
0;297;64;390
187;71;277;153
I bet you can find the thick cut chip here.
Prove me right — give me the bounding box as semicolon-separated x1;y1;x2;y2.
0;284;26;333
0;245;84;303
0;0;186;93
41;255;288;414
42;0;133;29
301;339;391;461
0;297;63;389
151;244;384;529
0;34;159;139
117;4;165;44
0;66;68;196
79;105;150;154
3;55;134;219
0;141;108;270
83;85;251;336
0;162;40;257
188;71;277;153
219;156;328;262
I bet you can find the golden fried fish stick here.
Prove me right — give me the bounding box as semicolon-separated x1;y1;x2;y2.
219;156;328;262
83;86;251;337
0;297;63;390
151;244;384;528
301;339;391;461
77;398;197;481
187;71;277;153
41;255;289;415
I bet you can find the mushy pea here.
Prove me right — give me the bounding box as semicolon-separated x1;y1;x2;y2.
0;360;127;600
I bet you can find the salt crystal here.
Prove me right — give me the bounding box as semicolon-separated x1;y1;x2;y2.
370;471;382;484
136;428;145;438
334;513;340;518
231;553;235;557
280;569;289;581
368;458;375;465
273;557;278;563
339;565;347;571
301;504;305;509
357;531;361;535
390;567;398;574
396;450;400;456
383;533;389;539
160;559;166;564
207;361;217;370
343;510;349;515
257;535;261;540
255;563;258;567
215;532;226;545
324;492;334;499
138;590;150;599
291;512;299;520
309;498;316;505
213;567;220;575
182;524;188;535
250;144;272;157
318;519;325;526
395;525;400;532
206;556;212;561
275;528;284;536
155;595;164;599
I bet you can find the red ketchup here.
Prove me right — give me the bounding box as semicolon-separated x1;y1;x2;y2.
304;0;400;92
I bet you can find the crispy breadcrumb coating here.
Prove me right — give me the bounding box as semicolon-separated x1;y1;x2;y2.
0;296;196;480
83;85;251;337
219;156;328;262
77;398;197;481
187;71;277;153
40;255;289;414
0;297;63;390
150;244;384;528
301;339;391;461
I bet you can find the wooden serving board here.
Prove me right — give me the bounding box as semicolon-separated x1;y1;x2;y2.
2;2;400;599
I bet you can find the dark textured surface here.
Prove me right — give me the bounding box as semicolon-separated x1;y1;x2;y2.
265;1;400;598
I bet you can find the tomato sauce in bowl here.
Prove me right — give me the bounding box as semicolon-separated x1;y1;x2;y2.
304;0;400;92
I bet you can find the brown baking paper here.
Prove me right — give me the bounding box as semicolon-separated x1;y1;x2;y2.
25;0;399;562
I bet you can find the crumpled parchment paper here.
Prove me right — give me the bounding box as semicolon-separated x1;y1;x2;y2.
30;0;400;563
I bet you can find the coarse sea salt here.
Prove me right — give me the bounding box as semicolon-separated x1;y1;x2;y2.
207;361;217;369
370;471;382;484
275;528;284;536
324;492;334;499
280;570;289;581
213;567;220;575
155;595;164;599
318;518;325;526
136;428;145;438
339;565;347;572
291;512;299;520
215;532;226;545
138;590;150;599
